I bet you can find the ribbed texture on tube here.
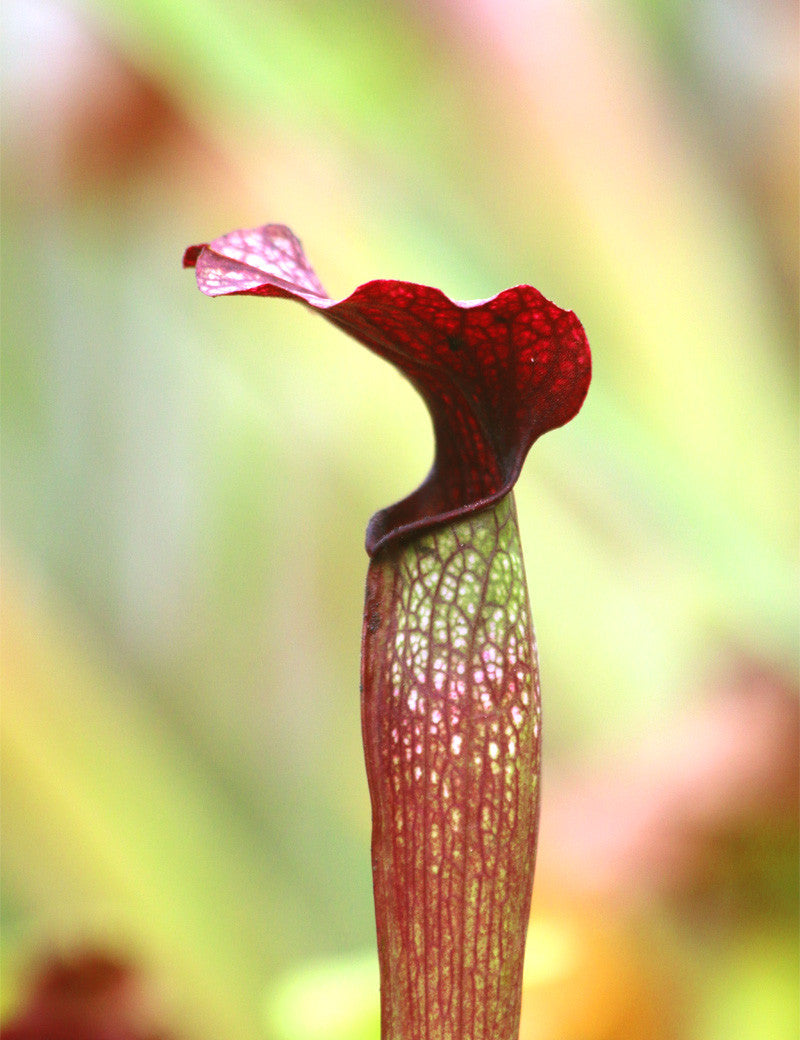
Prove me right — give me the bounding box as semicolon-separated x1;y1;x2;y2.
361;493;541;1040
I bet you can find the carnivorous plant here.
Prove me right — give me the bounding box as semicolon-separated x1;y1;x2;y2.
184;224;591;1039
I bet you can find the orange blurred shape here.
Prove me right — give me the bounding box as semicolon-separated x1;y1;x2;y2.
1;948;176;1040
5;2;196;190
520;902;683;1040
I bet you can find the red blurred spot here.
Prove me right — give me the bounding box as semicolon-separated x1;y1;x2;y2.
1;949;176;1040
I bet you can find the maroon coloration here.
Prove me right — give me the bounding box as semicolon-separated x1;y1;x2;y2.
184;225;591;556
184;223;592;1039
361;497;540;1038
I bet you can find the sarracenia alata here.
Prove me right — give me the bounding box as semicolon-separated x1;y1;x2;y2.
184;224;591;1040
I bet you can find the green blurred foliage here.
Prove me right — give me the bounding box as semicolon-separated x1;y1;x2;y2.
1;0;797;1038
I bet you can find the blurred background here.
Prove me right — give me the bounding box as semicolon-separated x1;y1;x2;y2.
1;0;797;1037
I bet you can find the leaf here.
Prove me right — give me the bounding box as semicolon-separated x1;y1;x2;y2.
184;225;591;555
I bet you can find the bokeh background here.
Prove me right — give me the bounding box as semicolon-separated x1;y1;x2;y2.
1;0;798;1037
